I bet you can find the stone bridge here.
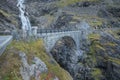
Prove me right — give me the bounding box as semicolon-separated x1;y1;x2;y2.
36;29;85;52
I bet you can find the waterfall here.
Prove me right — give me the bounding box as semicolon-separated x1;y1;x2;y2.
17;0;32;37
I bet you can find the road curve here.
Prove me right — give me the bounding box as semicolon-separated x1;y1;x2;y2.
0;36;13;56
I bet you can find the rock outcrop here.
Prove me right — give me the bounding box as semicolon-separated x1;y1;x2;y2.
19;52;47;80
0;0;20;32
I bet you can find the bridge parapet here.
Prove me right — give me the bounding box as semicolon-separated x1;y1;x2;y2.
37;29;77;34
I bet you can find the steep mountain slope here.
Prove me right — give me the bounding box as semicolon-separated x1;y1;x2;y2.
0;0;120;30
0;0;20;31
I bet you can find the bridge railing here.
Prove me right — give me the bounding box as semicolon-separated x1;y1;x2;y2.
37;29;75;34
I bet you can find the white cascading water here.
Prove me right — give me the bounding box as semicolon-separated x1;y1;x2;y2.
17;0;32;37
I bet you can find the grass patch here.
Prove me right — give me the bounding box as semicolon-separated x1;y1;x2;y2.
0;9;11;18
89;20;103;27
107;30;120;39
88;34;101;41
0;50;22;80
57;0;99;7
95;44;105;51
88;34;106;63
108;57;120;65
89;41;99;64
73;15;104;27
0;9;18;25
92;68;102;80
103;42;117;47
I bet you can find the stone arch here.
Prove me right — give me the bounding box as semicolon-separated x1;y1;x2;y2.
52;36;77;50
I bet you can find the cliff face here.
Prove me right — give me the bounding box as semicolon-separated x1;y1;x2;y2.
0;0;120;30
25;0;120;29
0;0;20;31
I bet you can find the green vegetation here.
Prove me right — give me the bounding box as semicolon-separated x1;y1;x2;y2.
89;41;97;63
0;40;72;80
91;68;102;80
88;34;105;63
57;0;99;7
0;9;18;25
88;34;100;64
85;34;104;80
103;42;117;47
73;15;104;27
108;57;120;65
107;29;120;40
95;44;105;51
83;16;104;27
0;50;22;80
88;33;120;64
89;20;103;27
0;9;11;17
88;34;101;41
